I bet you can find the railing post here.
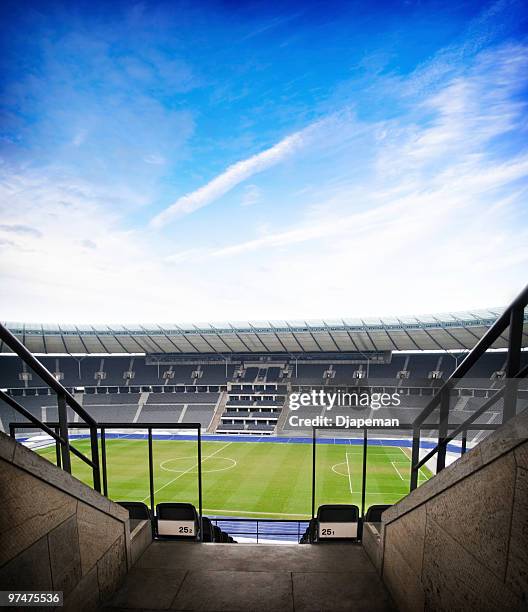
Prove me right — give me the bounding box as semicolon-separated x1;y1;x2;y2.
90;424;101;493
311;427;316;518
57;393;71;473
410;428;420;491
101;427;108;497
461;429;467;455
197;427;203;542
436;386;450;473
148;428;155;516
503;303;523;423
55;426;62;468
361;428;367;519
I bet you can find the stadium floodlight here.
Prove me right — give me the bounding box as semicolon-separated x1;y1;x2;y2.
428;371;443;380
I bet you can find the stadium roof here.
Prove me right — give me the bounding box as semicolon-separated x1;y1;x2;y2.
3;308;527;355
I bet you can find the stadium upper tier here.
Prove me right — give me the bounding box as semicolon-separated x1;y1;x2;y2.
1;351;527;390
2;308;527;354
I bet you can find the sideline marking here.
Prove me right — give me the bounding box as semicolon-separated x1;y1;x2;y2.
142;442;232;502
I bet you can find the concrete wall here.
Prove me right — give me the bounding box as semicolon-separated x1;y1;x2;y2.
377;409;528;611
0;431;131;611
362;522;383;574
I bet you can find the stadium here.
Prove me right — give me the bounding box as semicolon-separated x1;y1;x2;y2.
2;311;522;511
1;296;528;610
2;1;528;610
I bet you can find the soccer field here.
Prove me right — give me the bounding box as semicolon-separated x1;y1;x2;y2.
38;437;432;518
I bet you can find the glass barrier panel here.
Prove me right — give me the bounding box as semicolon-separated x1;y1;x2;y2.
150;427;200;509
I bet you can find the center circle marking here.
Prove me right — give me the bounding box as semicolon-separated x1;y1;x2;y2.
160;456;236;474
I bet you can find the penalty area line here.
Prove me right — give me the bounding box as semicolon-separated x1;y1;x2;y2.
390;461;405;481
399;446;430;482
345;451;353;495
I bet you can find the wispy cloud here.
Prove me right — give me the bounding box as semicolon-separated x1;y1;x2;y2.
165;41;528;309
0;224;42;238
240;184;261;207
144;153;166;165
239;12;304;42
2;0;528;323
149;127;311;227
207;154;528;258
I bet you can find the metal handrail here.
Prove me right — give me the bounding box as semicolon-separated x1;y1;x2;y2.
0;322;101;490
9;421;203;536
2;391;97;468
413;284;528;427
410;283;528;490
0;323;96;425
413;362;528;472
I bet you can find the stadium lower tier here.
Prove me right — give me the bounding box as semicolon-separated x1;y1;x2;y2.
2;387;522;446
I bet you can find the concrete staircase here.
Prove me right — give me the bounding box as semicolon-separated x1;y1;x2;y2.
101;541;394;611
452;395;472;411
207;390;228;433
73;391;84;423
133;391;150;423
274;394;291;435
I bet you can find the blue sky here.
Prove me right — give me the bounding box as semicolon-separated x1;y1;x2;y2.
1;0;527;324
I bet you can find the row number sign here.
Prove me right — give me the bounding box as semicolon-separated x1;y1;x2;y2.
158;519;196;536
318;522;357;539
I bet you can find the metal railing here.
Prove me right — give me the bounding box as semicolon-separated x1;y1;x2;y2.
311;422;501;518
8;418;504;541
409;284;528;490
0;322;102;491
8;421;203;519
210;518;310;543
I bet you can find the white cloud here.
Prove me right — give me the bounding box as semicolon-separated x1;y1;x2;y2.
149;124;316;227
72;129;88;147
144;153;166;165
2;42;528;324
240;184;261;207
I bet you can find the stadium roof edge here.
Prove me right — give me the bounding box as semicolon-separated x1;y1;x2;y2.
2;308;527;354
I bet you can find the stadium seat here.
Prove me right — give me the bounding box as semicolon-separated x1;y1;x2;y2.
199;518;237;543
156;502;199;540
315;504;360;543
365;504;392;523
117;501;151;521
213;524;223;542
201;517;216;542
300;518;317;544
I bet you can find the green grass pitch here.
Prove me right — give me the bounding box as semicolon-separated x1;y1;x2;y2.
38;438;432;518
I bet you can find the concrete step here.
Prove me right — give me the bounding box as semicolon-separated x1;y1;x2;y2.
208;390;228;433
102;541;395;611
